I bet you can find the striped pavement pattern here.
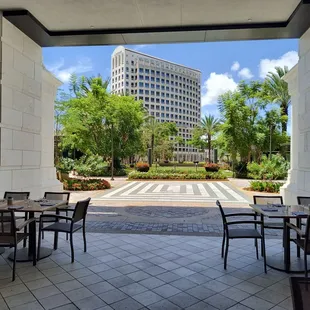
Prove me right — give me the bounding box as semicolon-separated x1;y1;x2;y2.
96;181;249;203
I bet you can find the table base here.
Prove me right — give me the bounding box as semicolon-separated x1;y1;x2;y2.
267;255;310;273
0;247;5;255
8;247;52;262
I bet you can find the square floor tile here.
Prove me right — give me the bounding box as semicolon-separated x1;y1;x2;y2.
170;278;197;291
32;285;61;299
168;292;199;308
120;283;148;296
99;288;128;304
55;279;84;293
10;301;44;310
111;297;144;310
241;296;274;310
139;277;165;290
205;293;237;310
147;299;181;310
74;295;107;310
88;281;115;295
108;275;135;288
39;293;71;310
186;285;216;300
132;290;163;306
153;284;181;298
65;287;93;302
220;287;250;302
99;269;122;280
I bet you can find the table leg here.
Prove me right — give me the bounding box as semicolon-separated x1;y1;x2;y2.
284;218;290;272
296;218;301;258
260;214;264;257
53;208;59;250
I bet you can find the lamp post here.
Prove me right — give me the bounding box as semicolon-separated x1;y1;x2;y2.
111;123;114;181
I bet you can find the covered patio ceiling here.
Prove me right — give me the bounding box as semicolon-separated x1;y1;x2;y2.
2;0;310;46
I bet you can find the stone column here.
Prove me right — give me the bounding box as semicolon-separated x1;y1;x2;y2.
281;26;310;203
0;15;62;198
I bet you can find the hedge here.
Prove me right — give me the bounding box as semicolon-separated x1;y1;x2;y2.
63;178;111;191
247;181;284;193
128;171;227;180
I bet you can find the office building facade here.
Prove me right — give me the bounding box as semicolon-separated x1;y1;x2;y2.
111;46;204;161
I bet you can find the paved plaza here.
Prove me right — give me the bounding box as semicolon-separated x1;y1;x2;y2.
95;181;249;203
0;232;293;310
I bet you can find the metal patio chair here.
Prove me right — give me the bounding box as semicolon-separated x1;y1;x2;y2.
217;200;267;273
0;210;36;281
38;197;91;263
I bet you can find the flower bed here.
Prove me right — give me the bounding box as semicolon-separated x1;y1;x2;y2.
136;162;150;172
246;180;284;193
63;178;111;191
128;171;227;180
204;163;220;172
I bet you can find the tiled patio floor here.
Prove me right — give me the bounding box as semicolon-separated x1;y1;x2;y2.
0;232;293;310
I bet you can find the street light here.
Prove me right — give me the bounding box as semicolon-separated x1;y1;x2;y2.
102;118;114;181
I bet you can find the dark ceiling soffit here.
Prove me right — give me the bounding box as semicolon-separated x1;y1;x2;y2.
3;2;310;47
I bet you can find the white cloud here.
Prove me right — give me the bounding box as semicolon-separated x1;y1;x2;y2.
46;57;93;83
259;51;298;78
201;72;238;106
132;44;150;51
238;67;254;79
231;61;240;71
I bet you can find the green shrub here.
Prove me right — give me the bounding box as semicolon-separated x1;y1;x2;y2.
128;171;227;180
74;155;127;177
248;180;284;193
204;163;220;172
63;178;111;191
56;158;75;174
136;162;150;172
158;161;205;167
247;155;289;180
234;162;248;178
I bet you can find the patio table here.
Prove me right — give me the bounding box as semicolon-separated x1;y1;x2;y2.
0;199;67;262
250;204;310;273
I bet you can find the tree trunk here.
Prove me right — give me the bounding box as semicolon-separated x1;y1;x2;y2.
281;104;289;134
208;134;211;163
151;133;154;164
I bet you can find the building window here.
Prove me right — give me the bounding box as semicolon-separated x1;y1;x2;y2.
156;85;160;89
145;83;149;88
131;60;134;65
139;68;144;73
139;75;144;80
145;90;149;95
145;69;149;74
145;76;149;81
151;77;155;82
139;89;143;94
139;82;143;87
156;78;160;83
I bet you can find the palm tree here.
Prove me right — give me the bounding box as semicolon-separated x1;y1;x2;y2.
69;74;110;98
264;66;290;133
201;115;220;163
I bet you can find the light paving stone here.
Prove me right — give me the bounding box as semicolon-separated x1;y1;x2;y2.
10;301;44;310
55;279;84;293
39;293;71;310
74;295;107;310
168;292;199;308
241;296;274;310
132;290;163;307
186;285;216;300
147;299;181;310
119;283;148;296
4;291;36;308
65;287;94;302
205;293;237;310
88;281;116;295
32;285;61;299
153;284;181;298
99;288;128;304
221;287;251;302
185;301;218;310
0;283;28;297
25;277;52;290
110;297;144;310
78;274;103;286
127;271;152;282
108;275;135;288
139;277;165;290
256;288;288;304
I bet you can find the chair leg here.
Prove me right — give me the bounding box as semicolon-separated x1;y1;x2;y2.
255;239;258;260
12;246;17;281
224;238;229;270
262;237;267;274
221;231;225;258
66;210;68;241
42;230;44;239
70;233;74;263
37;227;42;261
23;214;28;248
83;223;87;253
305;252;308;279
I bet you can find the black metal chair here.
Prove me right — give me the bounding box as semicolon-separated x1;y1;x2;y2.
0;210;36;281
41;192;71;240
38;197;91;263
217;200;267;273
4;192;30;248
287;216;310;278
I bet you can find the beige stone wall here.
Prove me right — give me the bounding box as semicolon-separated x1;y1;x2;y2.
281;26;310;203
0;16;62;198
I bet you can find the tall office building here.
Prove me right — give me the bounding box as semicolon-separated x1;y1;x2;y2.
111;46;203;162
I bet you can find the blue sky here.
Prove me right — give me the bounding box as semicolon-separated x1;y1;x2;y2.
43;39;298;121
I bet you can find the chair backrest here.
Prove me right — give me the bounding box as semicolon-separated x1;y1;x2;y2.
0;210;16;238
4;192;30;200
216;200;227;226
44;192;70;205
72;198;91;223
297;196;310;206
253;195;283;205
